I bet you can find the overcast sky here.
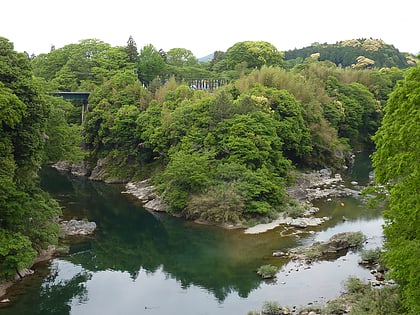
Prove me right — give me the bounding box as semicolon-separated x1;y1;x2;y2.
2;0;419;58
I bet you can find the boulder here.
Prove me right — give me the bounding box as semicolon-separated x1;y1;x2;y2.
123;180;168;212
60;219;97;236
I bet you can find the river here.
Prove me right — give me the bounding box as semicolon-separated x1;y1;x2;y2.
0;153;384;315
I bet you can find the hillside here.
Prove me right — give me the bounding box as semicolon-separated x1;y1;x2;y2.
284;38;417;69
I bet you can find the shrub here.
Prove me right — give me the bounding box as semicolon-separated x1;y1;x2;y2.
359;247;383;265
344;277;369;294
262;301;280;315
257;264;278;279
285;200;307;218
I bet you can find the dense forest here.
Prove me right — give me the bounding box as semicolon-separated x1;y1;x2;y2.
0;35;418;312
284;38;416;69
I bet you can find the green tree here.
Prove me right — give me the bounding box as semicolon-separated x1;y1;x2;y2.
125;35;138;63
166;48;198;67
43;95;84;163
137;44;167;86
372;65;420;314
225;41;284;70
0;37;61;279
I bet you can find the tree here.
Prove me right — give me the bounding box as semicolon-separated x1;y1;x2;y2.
166;48;198;67
225;41;284;70
372;65;420;314
137;44;167;86
125;35;138;63
0;37;61;279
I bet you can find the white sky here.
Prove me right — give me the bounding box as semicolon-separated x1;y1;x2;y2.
2;0;419;58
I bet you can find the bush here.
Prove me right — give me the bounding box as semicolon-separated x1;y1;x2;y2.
257;264;278;279
347;231;366;248
285;200;307;218
344;277;369;294
262;301;280;315
359;247;383;265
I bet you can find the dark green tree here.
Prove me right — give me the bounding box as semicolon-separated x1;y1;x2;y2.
137;44;167;86
0;37;61;279
125;35;138;63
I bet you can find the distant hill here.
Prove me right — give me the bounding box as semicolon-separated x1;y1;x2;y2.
284;38;416;68
198;53;214;63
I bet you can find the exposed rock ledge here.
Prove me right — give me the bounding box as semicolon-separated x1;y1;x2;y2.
245;169;361;234
60;219;97;236
286;168;361;202
52;158;126;184
244;211;330;234
122;180;168;212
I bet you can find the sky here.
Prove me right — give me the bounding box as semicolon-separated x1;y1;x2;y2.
2;0;419;58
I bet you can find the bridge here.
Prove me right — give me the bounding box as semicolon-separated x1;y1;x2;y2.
51;92;90;123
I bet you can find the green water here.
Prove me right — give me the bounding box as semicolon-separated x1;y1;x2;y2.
1;153;383;315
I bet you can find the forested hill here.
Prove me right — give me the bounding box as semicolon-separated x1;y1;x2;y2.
284;38;417;69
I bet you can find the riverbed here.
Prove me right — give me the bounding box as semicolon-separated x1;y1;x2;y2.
0;153;383;315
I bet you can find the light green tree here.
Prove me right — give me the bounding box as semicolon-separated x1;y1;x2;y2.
225;41;284;70
166;48;198;67
372;65;420;314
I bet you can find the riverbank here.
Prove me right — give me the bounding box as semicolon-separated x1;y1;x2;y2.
0;220;96;300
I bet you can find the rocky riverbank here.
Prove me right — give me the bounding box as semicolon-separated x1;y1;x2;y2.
122;168;365;234
122;180;168;212
245;168;363;234
0;219;97;300
286;168;361;202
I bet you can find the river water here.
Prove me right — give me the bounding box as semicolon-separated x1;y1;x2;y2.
1;153;384;315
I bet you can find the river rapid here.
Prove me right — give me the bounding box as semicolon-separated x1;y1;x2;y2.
0;153;384;315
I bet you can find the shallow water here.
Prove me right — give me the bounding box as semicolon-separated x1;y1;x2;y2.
1;153;383;315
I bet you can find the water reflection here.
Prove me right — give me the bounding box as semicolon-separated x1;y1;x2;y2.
2;153;383;314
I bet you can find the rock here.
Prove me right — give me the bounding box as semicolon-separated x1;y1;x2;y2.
124;180;155;202
89;158;110;181
273;251;289;257
15;268;34;280
60;219;97;236
290;218;308;228
144;196;167;212
319;168;332;177
52;161;72;172
70;161;91;177
123;180;168;212
1;298;10;303
288;232;365;261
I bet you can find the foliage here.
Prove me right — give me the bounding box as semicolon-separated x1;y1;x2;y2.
343;277;403;315
184;182;245;224
284;199;307;218
0;229;36;278
137;44;167;86
224;41;284;71
359;247;383;265
261;301;281;314
125;35;138;63
0;37;61;279
166;48;198;67
43;95;85;163
256;264;278;279
372;65;420;314
285;38;413;69
25;36;401;227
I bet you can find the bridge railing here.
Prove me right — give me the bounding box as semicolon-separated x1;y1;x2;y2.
188;79;228;90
